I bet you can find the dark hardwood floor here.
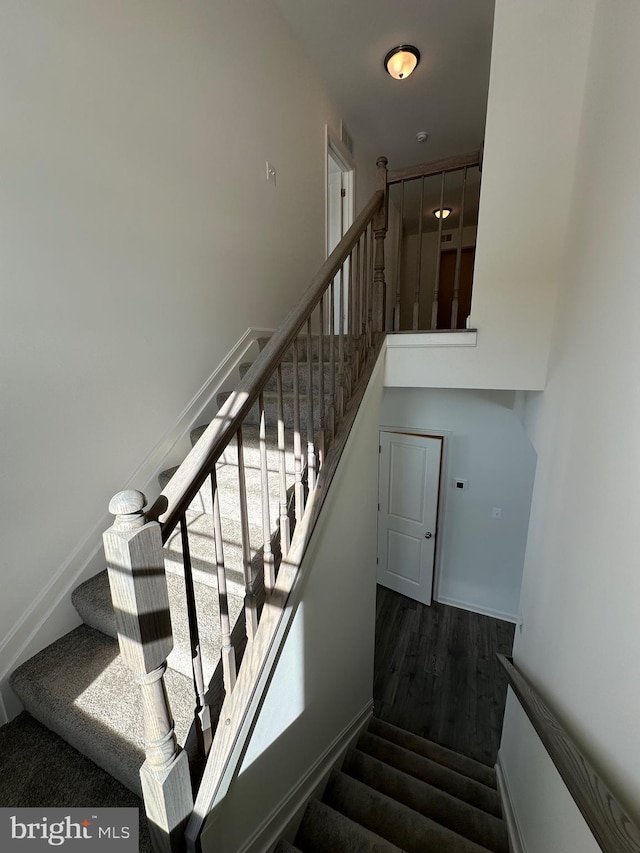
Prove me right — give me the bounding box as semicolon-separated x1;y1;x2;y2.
373;586;515;767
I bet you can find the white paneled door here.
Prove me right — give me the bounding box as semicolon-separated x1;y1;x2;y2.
377;431;442;605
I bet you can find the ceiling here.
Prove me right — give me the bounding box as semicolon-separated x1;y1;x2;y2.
274;0;496;170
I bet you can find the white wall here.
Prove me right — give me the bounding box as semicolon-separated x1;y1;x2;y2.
380;388;536;622
500;0;640;847
0;0;376;700
200;351;385;853
385;0;595;390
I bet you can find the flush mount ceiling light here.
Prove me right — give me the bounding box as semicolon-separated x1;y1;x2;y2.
384;45;420;80
434;207;452;219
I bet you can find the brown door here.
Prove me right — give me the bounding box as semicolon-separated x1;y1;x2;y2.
437;247;475;329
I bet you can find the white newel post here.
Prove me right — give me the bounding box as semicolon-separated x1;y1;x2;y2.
103;490;194;853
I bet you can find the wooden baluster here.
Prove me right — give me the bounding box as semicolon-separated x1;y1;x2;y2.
337;261;345;420
103;490;193;853
359;231;367;366
394;180;405;331
413;175;425;330
179;514;212;755
352;238;361;382
431;170;446;329
363;227;369;350
367;221;374;348
292;337;305;522
276;365;291;557
451;166;467;329
209;468;236;694
258;394;275;594
317;295;326;467
329;278;336;439
374;155;388;332
346;247;355;398
305;318;317;491
362;229;370;350
236;427;258;641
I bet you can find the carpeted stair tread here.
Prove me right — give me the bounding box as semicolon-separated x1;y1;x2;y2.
368;717;497;789
163;506;270;587
216;390;329;431
342;748;508;853
161;448;286;519
323;771;494;853
357;731;502;818
10;625;193;797
158;464;179;492
273;841;303;853
189;422;296;476
257;335;353;362
239;360;342;395
295;798;403;853
72;568;244;683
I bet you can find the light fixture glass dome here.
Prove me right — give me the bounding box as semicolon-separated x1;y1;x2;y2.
384;45;420;80
434;207;452;219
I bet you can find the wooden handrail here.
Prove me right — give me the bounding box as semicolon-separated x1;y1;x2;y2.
497;654;640;853
386;150;481;185
149;189;384;539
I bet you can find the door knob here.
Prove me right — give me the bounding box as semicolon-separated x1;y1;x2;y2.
424;532;433;539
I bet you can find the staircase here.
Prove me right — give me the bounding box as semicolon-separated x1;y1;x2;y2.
9;337;310;798
8;176;389;851
276;717;508;853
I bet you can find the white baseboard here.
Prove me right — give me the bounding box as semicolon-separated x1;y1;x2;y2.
0;327;274;721
496;754;526;853
436;594;518;624
239;701;374;853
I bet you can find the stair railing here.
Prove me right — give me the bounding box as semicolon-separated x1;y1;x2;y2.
497;655;640;853
102;157;389;852
386;150;481;332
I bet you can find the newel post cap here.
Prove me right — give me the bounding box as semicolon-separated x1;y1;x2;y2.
108;489;147;529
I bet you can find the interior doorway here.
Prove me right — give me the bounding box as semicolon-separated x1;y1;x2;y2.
377;431;443;605
326;129;355;332
437;247;475;330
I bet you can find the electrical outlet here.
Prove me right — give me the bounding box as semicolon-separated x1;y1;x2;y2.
491;507;503;519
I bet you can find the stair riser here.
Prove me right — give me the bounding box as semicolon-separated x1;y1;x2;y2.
368;717;497;790
295;799;402;853
343;749;509;853
325;772;492;853
217;392;332;432
258;335;354;362
357;732;502;818
240;360;347;395
189;426;297;476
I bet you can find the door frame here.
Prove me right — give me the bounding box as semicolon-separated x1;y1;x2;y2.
325;126;355;257
378;425;451;602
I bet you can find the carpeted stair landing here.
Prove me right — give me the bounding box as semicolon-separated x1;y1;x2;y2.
275;716;508;853
8;336;315;804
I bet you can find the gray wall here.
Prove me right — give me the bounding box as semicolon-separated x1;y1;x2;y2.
381;387;537;621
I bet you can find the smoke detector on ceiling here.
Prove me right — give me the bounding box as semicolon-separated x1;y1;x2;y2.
416;131;429;143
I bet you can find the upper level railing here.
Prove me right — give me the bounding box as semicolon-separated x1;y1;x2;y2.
386;149;482;332
497;655;640;853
